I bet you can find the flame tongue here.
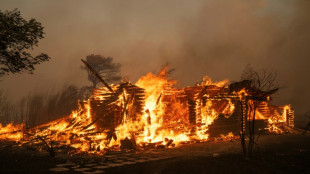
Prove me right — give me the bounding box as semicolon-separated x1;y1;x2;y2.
134;67;183;144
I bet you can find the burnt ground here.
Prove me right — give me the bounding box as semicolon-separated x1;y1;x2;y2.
1;133;310;174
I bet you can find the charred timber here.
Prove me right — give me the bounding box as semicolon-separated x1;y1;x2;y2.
81;59;114;92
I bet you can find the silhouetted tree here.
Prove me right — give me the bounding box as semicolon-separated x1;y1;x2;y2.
18;85;85;127
0;9;50;77
0;91;12;124
302;110;310;134
81;54;121;88
240;64;279;158
26;94;44;127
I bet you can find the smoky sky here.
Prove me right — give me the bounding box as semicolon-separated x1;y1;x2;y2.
0;0;309;123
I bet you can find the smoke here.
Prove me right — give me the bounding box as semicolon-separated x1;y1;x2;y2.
0;0;309;124
174;0;310;125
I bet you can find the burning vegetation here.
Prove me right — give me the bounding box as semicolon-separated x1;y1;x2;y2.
0;64;294;155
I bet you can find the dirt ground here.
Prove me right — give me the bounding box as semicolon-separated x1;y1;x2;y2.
1;133;310;174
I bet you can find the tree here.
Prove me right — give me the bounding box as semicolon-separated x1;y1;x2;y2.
81;54;121;88
302;110;310;134
240;64;279;158
0;9;50;77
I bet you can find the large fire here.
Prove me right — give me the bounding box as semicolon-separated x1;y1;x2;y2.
0;67;294;154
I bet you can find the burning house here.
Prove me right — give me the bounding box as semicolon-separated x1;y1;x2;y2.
88;69;294;146
0;62;294;154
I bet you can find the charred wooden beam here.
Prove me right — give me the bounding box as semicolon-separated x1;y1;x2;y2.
81;59;114;93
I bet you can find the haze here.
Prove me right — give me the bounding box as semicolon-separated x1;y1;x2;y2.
0;0;309;124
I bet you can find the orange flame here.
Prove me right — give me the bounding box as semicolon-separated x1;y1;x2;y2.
0;123;24;141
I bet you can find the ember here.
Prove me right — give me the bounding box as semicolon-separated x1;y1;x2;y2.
0;64;294;154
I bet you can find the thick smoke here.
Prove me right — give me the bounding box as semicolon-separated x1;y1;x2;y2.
0;0;309;125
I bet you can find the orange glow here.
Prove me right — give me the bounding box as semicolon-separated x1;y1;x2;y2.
200;76;229;87
0;67;294;153
0;123;24;141
267;105;292;133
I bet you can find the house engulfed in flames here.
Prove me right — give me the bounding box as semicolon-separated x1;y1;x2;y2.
0;66;294;154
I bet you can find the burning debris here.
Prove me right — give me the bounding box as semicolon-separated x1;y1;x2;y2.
0;62;294;155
